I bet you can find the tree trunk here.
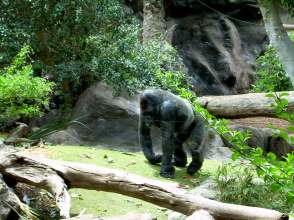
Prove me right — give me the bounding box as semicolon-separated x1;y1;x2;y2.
142;0;165;44
258;0;294;85
0;147;288;220
197;91;294;118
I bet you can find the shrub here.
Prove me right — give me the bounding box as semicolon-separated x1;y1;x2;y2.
215;162;293;213
251;46;293;92
0;46;54;125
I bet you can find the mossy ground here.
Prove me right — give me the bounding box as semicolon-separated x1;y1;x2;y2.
44;145;221;219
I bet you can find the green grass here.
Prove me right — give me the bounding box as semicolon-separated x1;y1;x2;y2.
47;145;220;219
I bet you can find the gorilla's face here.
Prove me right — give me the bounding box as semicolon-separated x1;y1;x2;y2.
143;114;154;127
140;94;160;126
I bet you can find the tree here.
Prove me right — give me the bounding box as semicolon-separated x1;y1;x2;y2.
258;0;294;86
142;0;165;44
0;1;180;106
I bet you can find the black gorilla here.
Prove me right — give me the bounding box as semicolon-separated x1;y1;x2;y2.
139;89;208;178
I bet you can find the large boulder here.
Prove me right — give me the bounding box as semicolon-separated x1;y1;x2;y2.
69;83;142;150
47;82;160;151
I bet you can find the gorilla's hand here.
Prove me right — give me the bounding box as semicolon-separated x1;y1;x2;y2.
173;148;187;167
148;154;162;165
187;160;202;175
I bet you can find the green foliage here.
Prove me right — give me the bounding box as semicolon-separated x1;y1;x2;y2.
215;162;293;213
88;36;185;95
251;46;293;92
281;0;294;16
0;1;183;104
266;92;294;148
155;66;294;209
0;46;54;124
290;31;294;41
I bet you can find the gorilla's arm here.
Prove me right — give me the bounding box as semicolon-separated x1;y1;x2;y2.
159;102;177;177
139;116;162;164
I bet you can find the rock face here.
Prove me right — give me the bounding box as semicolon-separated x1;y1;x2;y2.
127;0;268;95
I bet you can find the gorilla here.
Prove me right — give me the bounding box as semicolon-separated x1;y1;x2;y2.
139;89;208;178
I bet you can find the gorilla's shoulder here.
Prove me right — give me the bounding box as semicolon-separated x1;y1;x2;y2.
142;89;178;99
142;88;171;96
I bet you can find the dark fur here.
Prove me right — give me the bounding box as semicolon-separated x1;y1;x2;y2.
139;89;208;178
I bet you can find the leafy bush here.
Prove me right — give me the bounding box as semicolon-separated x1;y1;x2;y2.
87;34;186;96
215;162;293;213
267;92;294;144
0;46;54;125
251;46;293;92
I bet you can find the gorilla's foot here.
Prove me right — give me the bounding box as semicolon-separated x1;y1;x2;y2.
160;165;175;178
148;154;162;165
173;157;187;167
187;161;202;175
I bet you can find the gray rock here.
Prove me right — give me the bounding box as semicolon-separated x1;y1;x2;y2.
191;177;218;200
70;82;140;149
204;129;232;160
227;125;293;159
46;128;82;146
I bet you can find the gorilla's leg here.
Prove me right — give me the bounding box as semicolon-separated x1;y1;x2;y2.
186;119;207;175
160;122;176;178
173;133;189;167
161;143;176;178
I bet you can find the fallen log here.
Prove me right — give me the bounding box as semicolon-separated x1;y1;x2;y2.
0;147;70;219
283;24;294;31
0;147;289;220
197;91;294;118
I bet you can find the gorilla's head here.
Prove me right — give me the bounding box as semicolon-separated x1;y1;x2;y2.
140;91;161;126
